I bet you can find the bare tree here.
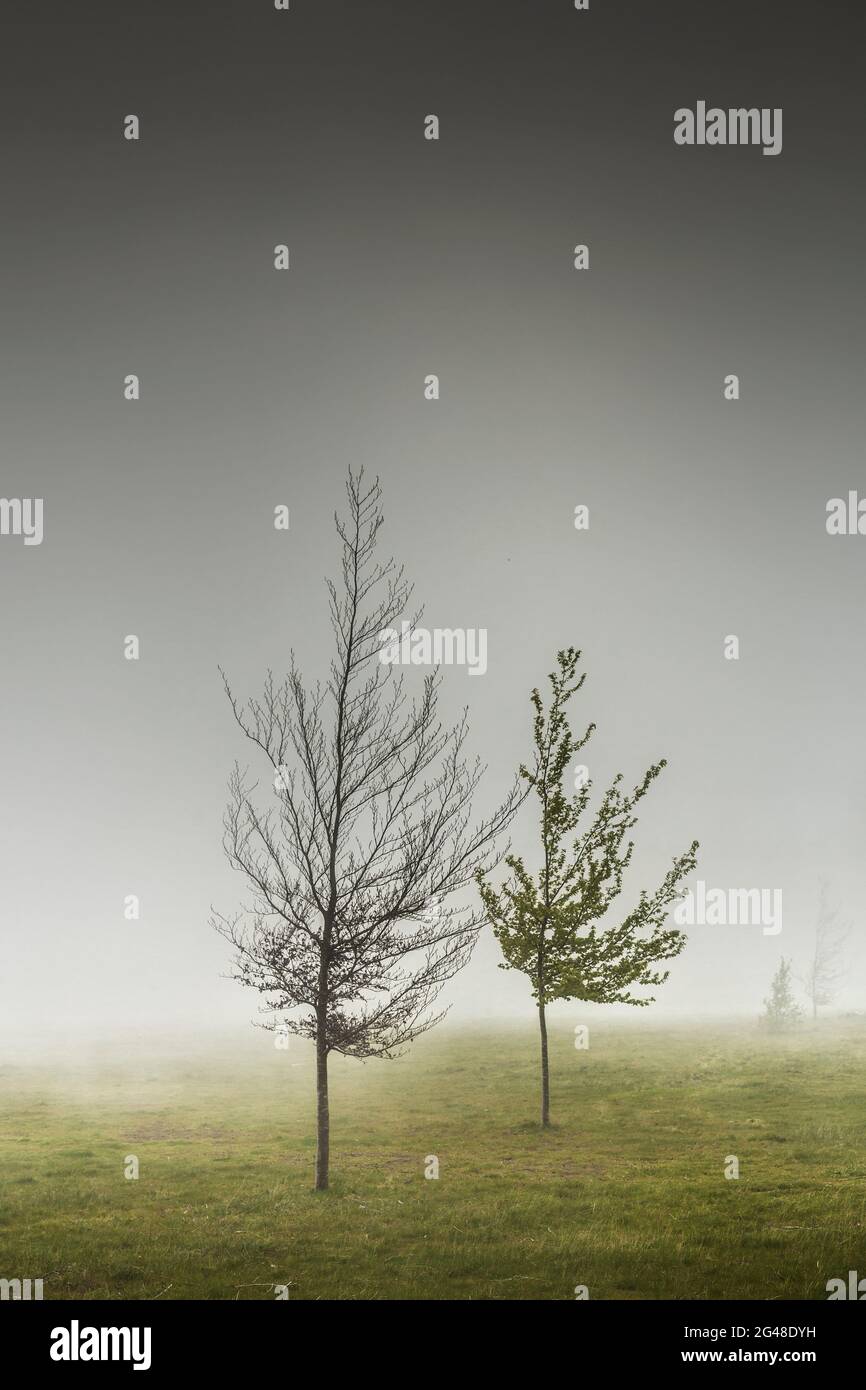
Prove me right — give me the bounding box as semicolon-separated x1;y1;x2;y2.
212;470;520;1190
801;878;850;1020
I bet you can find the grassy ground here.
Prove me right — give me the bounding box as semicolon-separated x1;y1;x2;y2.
1;1019;865;1300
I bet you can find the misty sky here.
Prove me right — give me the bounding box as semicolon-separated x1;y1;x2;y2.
1;0;864;1043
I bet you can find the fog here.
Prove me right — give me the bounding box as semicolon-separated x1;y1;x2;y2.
2;0;863;1047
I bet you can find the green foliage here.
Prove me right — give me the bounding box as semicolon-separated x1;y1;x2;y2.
477;648;699;1009
762;957;803;1033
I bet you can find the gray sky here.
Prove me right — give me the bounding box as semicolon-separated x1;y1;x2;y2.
1;0;864;1042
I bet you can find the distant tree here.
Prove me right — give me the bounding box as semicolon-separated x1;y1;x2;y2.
476;648;699;1127
761;957;802;1033
801;878;850;1020
212;470;520;1190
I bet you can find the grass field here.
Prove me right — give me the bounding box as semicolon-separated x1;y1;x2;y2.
1;1019;865;1300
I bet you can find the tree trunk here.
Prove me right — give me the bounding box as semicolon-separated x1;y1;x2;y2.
314;1036;330;1190
538;998;550;1127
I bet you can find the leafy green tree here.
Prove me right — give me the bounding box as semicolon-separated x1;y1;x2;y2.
762;956;802;1033
477;648;699;1126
